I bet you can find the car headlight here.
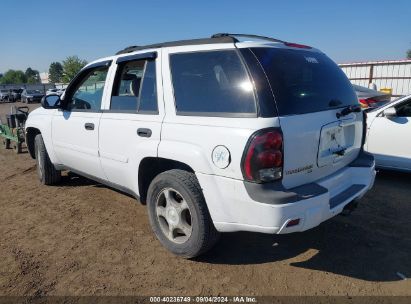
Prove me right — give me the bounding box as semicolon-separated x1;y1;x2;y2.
27;96;33;98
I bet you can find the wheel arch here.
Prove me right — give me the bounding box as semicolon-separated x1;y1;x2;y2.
26;127;41;159
138;157;195;204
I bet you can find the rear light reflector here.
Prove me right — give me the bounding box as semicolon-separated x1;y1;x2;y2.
286;219;300;227
242;128;283;183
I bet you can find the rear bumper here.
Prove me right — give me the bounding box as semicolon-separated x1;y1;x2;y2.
197;151;375;234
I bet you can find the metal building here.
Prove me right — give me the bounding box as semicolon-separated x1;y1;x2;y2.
339;59;411;98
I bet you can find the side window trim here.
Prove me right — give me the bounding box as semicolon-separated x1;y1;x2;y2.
109;54;159;114
62;60;112;111
136;61;148;112
116;52;157;64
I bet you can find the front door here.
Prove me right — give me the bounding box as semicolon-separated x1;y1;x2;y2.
52;64;110;180
367;97;411;170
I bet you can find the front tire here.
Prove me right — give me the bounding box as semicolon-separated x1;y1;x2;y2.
147;169;220;258
34;134;61;185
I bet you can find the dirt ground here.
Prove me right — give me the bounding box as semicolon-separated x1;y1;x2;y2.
0;101;410;297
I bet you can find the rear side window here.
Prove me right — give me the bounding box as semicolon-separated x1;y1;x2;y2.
170;50;257;116
111;59;158;113
251;48;358;116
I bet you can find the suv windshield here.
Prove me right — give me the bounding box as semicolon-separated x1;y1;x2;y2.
251;48;358;116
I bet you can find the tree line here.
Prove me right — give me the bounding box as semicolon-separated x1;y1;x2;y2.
0;55;87;85
0;68;41;84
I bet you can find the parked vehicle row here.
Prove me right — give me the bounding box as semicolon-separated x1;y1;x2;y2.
0;89;9;101
24;33;376;258
0;88;49;103
21;89;44;103
10;89;23;102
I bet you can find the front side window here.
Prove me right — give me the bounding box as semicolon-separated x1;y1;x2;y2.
395;98;411;117
68;66;109;111
111;59;158;112
170;50;257;116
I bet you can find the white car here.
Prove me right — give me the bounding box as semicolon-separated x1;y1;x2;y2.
366;94;411;171
46;88;59;95
25;33;375;257
46;88;65;96
56;88;65;96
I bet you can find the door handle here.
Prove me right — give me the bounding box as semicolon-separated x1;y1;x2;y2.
84;123;95;130
137;128;152;137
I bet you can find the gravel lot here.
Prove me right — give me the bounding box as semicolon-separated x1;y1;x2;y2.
0;101;410;296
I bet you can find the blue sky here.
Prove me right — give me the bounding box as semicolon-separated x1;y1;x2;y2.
1;0;410;73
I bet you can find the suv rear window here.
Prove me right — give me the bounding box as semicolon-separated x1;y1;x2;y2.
170;50;257;116
251;48;358;116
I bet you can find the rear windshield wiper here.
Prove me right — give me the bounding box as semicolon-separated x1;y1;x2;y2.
336;105;361;119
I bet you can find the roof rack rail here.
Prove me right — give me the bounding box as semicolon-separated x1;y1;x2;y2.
116;45;141;55
115;36;237;55
211;33;286;44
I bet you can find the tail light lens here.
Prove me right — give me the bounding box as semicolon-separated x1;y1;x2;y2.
359;98;378;108
241;128;283;183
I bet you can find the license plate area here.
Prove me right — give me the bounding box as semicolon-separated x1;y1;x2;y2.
317;121;356;167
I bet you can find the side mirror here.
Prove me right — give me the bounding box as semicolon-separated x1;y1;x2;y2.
383;107;397;118
41;94;61;109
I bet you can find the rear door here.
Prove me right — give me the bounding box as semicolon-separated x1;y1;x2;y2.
250;47;363;189
99;51;163;195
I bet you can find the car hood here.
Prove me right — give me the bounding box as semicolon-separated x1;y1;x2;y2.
28;93;44;97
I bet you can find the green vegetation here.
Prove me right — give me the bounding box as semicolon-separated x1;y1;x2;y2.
0;70;27;84
0;68;40;84
1;55;88;84
48;62;64;83
62;56;88;82
25;67;40;84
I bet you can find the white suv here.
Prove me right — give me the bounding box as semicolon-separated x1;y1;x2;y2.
25;34;376;258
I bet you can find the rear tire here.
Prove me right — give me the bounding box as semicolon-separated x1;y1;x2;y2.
34;134;61;185
147;169;220;258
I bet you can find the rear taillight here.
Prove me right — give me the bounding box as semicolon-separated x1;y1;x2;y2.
359;98;378;108
241;128;283;183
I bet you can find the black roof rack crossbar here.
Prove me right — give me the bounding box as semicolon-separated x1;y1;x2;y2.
211;33;286;44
